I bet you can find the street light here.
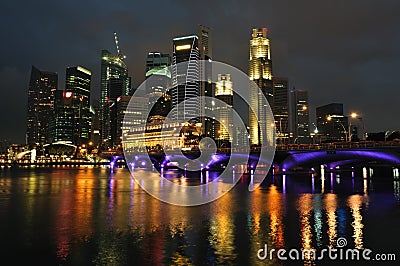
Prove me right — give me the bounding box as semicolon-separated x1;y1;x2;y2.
326;112;365;142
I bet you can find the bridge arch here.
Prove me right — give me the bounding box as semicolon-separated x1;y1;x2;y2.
281;150;400;170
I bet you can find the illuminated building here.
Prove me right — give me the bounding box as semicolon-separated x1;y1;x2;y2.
65;66;92;145
26;66;57;146
111;96;147;147
90;101;101;147
171;35;200;123
215;74;233;145
198;25;213;137
146;52;170;73
290;89;310;143
145;52;171;118
100;49;131;147
50;90;74;143
123;116;202;152
248;28;274;146
316;103;348;142
272;77;289;144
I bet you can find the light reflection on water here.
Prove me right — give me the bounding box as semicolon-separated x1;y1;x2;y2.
0;166;399;265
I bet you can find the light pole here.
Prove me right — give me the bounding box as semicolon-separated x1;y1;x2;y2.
327;112;365;142
385;131;390;142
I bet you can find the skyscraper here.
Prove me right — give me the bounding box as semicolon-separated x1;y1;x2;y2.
197;25;213;137
110;96;147;148
100;49;131;147
291;89;310;143
171;35;200;122
215;74;233;145
65;66;92;145
26;66;57;146
248;28;273;146
50;90;74;143
145;52;171;118
316;103;348;142
273;77;289;144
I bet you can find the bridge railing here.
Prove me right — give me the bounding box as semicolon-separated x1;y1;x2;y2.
275;141;400;151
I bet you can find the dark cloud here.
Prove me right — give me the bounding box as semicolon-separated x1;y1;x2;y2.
0;0;399;143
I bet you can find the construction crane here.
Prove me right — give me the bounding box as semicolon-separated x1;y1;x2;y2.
114;32;126;60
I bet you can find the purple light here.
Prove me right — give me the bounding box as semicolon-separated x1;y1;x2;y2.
110;162;114;168
141;161;146;166
282;150;400;170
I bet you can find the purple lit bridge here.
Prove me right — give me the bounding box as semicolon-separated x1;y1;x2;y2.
110;142;400;173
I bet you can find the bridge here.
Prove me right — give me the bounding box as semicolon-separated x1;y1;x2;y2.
275;142;400;172
124;141;400;173
4;141;400;172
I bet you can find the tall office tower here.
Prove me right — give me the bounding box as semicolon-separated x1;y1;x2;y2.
145;52;171;118
100;49;131;147
110;96;148;148
197;25;213;137
65;66;92;145
316;103;348;142
248;28;273;145
171;35;200;123
50;90;74;143
273;77;289;144
215;74;233;145
90;100;101;147
26;66;57;146
291;89;310;143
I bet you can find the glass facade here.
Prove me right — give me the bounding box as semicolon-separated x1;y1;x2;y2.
316;103;348;142
198;25;213;137
171;35;200;123
100;49;131;147
293;90;310;142
26;66;57;146
65;66;92;145
145;52;171;118
50;90;74;143
273;77;289;144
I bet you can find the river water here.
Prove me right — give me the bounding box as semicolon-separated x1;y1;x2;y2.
0;166;399;265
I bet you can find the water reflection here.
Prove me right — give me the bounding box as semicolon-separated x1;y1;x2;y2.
209;192;236;264
324;193;337;247
267;186;284;249
313;194;323;247
297;194;315;263
0;166;398;265
347;195;364;249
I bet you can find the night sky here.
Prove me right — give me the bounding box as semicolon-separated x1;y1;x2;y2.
1;0;399;143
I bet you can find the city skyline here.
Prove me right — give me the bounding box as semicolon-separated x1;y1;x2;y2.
1;0;400;143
